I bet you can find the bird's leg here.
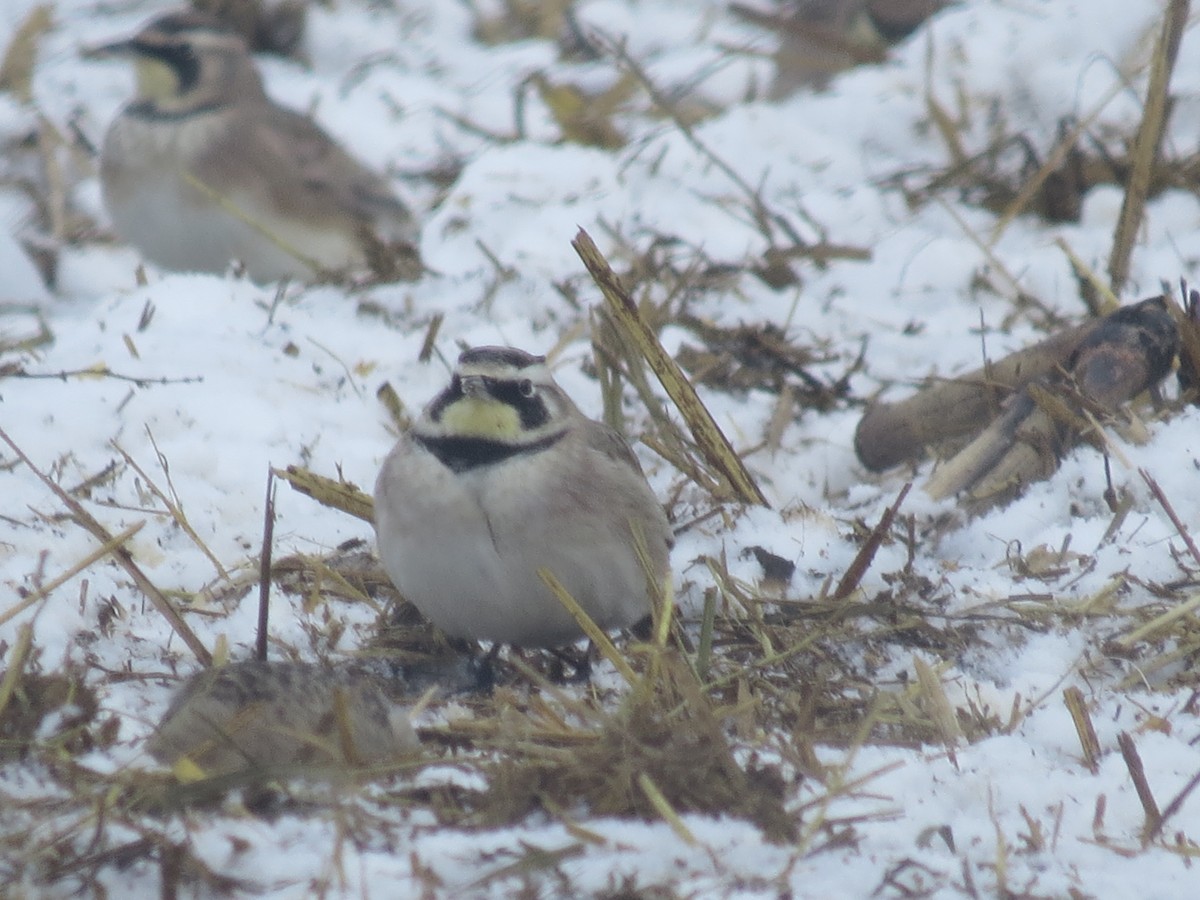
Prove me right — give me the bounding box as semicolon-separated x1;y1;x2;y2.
548;643;593;683
467;642;504;692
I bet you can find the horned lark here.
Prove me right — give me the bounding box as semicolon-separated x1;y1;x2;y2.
148;660;419;775
92;10;418;282
733;0;950;96
373;346;673;649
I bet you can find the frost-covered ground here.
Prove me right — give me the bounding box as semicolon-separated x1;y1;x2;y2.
3;0;1200;897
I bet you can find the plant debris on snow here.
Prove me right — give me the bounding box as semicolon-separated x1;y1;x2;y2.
3;1;1200;897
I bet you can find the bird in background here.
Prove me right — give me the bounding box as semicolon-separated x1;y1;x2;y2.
90;9;420;283
732;0;953;96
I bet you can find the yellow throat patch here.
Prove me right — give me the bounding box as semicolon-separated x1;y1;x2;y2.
134;57;181;101
438;396;522;439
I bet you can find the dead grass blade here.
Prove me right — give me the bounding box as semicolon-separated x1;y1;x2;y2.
256;470;277;662
375;381;409;432
0;426;211;666
794;697;891;853
1114;592;1200;650
537;567;637;686
0;311;52;357
113;435;230;580
935;194;1057;321
468;843;586;892
629;519;672;649
0;623;34;721
0;521;144;628
1055;236;1120;316
272;465;375;523
990;116;1104;246
418;312;443;363
638;772;698;845
924;90;968;170
599;36;774;240
572;228;769;507
1063;687;1100;773
1108;0;1189;294
913;656;964;753
182;171;325;278
0;5;52;102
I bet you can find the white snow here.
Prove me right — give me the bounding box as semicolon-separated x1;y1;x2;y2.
3;0;1200;897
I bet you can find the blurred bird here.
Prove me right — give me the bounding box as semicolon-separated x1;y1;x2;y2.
733;0;953;96
374;346;673;650
191;0;308;58
148;660;419;775
91;9;419;282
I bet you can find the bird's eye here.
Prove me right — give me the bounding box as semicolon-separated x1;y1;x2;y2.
518;379;535;398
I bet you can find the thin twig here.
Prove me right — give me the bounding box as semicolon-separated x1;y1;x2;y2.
308;337;363;399
0;426;212;666
0;364;202;387
1146;766;1200;841
934;194;1058;323
990;96;1122;247
833;482;911;601
113;437;230;580
1140;467;1200;569
599;34;782;245
0;521;145;628
1116;731;1161;842
256;469;277;662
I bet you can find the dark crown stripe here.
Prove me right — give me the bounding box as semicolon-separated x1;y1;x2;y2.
457;346;544;370
145;11;233;37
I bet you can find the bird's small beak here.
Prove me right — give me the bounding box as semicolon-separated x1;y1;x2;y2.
81;37;136;61
460;375;488;398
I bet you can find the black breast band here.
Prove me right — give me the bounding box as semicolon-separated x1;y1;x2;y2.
415;430;566;473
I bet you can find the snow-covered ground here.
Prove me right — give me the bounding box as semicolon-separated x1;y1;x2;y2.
3;0;1200;896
